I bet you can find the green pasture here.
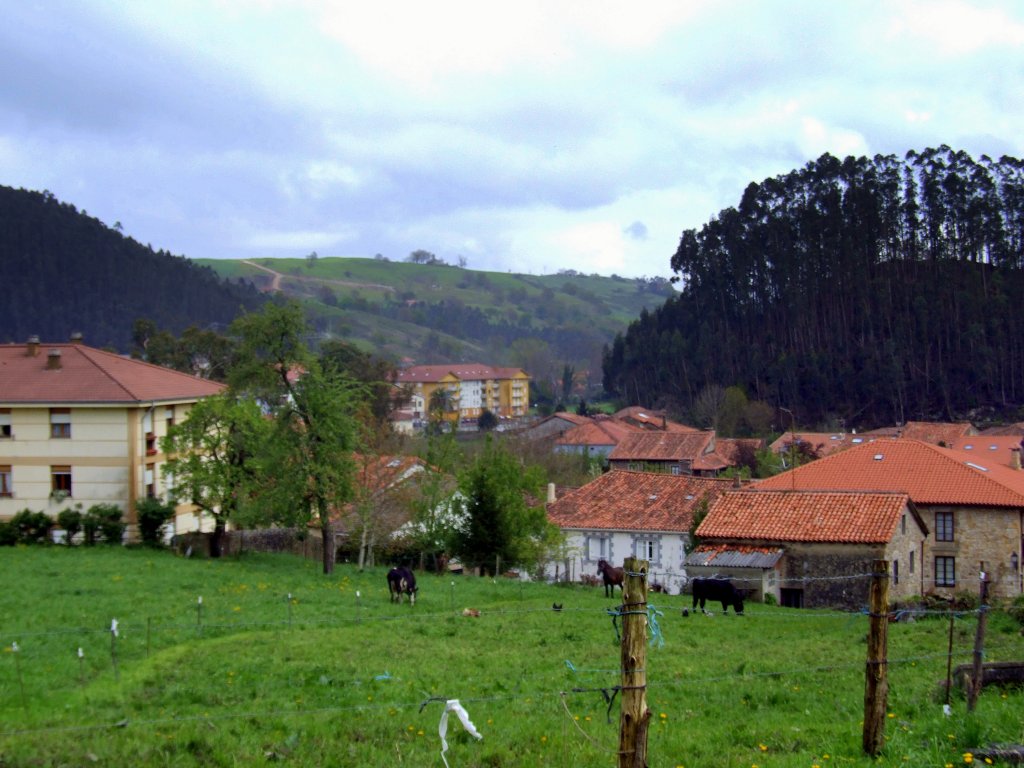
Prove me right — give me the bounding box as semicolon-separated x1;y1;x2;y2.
1;548;1021;767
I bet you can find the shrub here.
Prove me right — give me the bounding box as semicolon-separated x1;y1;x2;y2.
86;504;125;545
135;497;175;547
0;519;16;546
1008;594;1024;627
9;509;53;544
57;505;84;545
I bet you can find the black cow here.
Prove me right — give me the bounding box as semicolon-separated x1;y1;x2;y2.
691;577;744;614
387;567;418;605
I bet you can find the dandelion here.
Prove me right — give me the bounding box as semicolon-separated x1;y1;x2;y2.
823;755;829;760
759;744;768;752
964;753;974;764
659;712;668;720
232;606;241;612
540;736;548;743
984;760;993;765
417;730;424;736
584;716;591;722
407;725;415;732
887;712;895;719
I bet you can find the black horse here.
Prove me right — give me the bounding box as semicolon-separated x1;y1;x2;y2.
596;559;624;598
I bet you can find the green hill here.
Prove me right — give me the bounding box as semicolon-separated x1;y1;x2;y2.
196;256;675;394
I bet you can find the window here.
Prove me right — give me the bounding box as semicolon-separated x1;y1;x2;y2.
935;511;954;542
0;465;12;497
144;411;156;454
0;409;11;438
900;514;906;535
670;465;682;476
51;465;72;496
50;408;71;439
909;550;915;574
935;556;956;587
634;537;658;563
145;464;156;499
893;559;899;585
586;535;609;561
165;406;175;429
628;462;643;471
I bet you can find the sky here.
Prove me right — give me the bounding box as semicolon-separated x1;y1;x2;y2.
3;1;1024;280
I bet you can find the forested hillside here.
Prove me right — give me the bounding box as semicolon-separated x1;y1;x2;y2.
198;256;675;399
603;147;1024;429
0;186;263;350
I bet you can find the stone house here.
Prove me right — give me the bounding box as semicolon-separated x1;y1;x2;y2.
690;489;925;609
754;438;1024;600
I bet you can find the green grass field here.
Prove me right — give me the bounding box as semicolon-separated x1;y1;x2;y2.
1;548;1021;767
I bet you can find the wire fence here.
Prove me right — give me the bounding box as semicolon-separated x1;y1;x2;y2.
2;568;1021;768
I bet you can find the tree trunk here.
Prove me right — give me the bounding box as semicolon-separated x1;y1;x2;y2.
210;517;225;559
358;527;368;570
320;515;335;575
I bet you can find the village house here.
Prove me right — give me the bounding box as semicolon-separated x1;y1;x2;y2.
394;363;530;424
544;469;738;593
0;336;225;539
689;489;925;609
553;417;642;459
753;438;1024;600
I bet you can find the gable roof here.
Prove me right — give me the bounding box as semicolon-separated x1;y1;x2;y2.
0;341;226;404
754;438;1024;508
614;406;699;432
980;422;1024;437
555;419;640;447
697;489;915;544
546;470;737;533
609;431;715;462
395;363;526;384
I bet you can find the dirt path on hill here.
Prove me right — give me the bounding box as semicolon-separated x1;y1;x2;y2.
241;260;396;293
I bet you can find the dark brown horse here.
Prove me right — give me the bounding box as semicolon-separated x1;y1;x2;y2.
596;559;624;598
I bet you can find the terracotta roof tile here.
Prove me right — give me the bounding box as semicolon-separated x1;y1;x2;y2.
555;419;640;447
547;470;738;532
0;342;225;404
697;489;912;543
768;432;874;457
609;431;714;461
898;421;977;445
395;363;526;383
754;438;1024;507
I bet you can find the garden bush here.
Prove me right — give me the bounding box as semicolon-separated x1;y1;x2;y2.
86;503;125;544
135;497;175;546
8;509;53;544
57;505;84;545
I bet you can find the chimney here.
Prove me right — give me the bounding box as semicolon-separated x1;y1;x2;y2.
26;335;40;357
547;482;556;504
46;349;62;370
69;331;83;344
1011;447;1022;471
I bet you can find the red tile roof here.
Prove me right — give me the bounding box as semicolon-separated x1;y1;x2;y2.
609;431;715;461
898;421;977;445
555;419;640;447
0;342;226;404
714;438;765;464
395;363;526;383
697;489;912;543
980;422;1024;437
768;432;874;457
946;436;1024;469
614;406;699;432
546;470;738;532
754;438;1024;507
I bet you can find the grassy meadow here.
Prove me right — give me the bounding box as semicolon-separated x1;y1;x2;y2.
1;547;1022;767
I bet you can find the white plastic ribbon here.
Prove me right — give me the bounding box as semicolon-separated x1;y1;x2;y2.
11;641;19;653
110;618;119;638
438;699;482;768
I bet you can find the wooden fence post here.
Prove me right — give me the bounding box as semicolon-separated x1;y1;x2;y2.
862;559;890;757
619;557;650;768
967;571;990;712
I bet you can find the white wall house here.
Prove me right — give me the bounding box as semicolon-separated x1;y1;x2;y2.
0;337;225;539
545;470;739;594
